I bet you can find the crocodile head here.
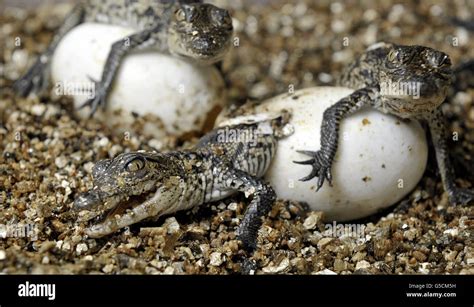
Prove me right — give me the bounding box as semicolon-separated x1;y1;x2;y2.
377;43;453;117
168;3;233;64
73;152;182;231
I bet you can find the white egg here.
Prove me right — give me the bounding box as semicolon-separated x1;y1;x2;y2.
51;23;225;137
222;87;429;221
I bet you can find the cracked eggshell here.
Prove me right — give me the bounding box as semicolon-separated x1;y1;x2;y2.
244;87;428;221
51;23;225;137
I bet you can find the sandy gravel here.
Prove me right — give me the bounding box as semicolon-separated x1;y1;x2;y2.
0;0;473;274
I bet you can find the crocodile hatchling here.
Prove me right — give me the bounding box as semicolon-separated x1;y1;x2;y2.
73;112;293;252
294;42;474;205
12;0;233;114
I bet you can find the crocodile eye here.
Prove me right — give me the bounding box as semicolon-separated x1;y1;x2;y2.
125;158;145;172
387;49;398;62
184;6;198;22
211;8;232;29
437;54;451;67
175;8;186;22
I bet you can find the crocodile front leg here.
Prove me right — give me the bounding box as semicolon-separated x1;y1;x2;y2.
294;87;377;190
425;109;474;204
80;26;164;115
217;166;276;251
13;4;86;96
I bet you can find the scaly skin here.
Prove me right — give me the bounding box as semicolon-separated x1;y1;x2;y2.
74;114;291;253
295;42;474;205
12;0;233;115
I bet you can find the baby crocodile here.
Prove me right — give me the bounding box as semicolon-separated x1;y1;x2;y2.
74;113;291;251
295;42;474;205
12;0;233;114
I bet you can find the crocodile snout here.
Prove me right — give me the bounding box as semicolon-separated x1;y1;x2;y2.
73;191;101;210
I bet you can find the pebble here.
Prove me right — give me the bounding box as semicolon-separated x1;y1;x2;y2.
0;250;6;260
145;267;160;275
355;260;371;270
76;243;88;255
303;211;323;230
262;257;290;273
443;228;459;237
333;259;347;272
163;266;175;274
460;268;474;275
412;250;427;262
102;264;114;273
418;262;431;274
83;162;95;174
317;238;334;250
403;229;417;241
314;268;337;275
108;144;123;157
96;137;109;147
209;252;223;266
55;240;64;250
55;156;68;168
61;241;72;252
148;139;163;151
227;202;238;211
351;251;367;262
444;250;458;262
165;217;180;234
11;49;28;69
250;82;271;99
15;181;36;194
30;104;46;116
39;241;56;253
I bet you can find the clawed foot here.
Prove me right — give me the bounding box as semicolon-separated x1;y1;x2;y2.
294;150;332;191
78;76;108;116
241;258;257;275
236;229;258;274
13;58;50;97
448;188;474;205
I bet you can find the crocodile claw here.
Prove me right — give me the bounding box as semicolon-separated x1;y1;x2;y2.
448;188;474;205
13;58;50;97
241;258;257;275
294;150;332;191
78;76;108;116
